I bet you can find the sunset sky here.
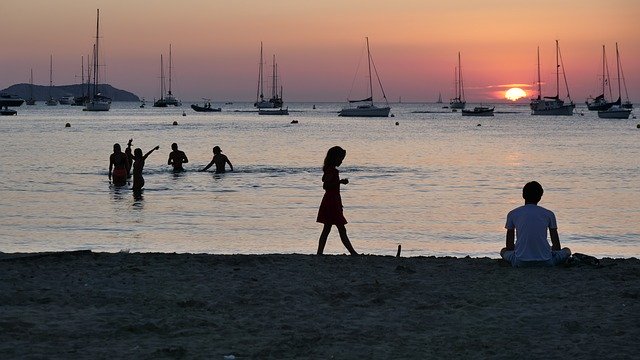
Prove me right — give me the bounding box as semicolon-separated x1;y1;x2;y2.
2;0;639;102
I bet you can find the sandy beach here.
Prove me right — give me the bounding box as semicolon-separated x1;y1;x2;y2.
0;251;638;359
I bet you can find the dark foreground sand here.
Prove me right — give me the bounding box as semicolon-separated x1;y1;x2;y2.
0;251;638;359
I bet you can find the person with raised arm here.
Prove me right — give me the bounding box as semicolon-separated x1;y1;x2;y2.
132;145;160;192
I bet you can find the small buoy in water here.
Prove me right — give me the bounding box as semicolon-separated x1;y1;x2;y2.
637;123;640;128
291;120;298;124
182;111;186;116
477;123;481;127
65;123;71;128
312;105;316;109
395;121;399;126
173;121;178;126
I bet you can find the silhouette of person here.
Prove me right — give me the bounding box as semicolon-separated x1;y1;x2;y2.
132;145;160;191
200;146;233;173
168;143;189;172
316;146;358;256
109;143;129;187
500;181;572;267
124;139;134;177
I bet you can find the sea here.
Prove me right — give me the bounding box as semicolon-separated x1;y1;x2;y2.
0;102;638;258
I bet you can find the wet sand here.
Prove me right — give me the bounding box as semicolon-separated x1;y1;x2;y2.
1;251;638;359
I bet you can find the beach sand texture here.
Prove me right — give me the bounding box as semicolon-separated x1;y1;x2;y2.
1;251;638;359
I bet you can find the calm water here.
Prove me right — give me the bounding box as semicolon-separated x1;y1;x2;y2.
0;102;638;258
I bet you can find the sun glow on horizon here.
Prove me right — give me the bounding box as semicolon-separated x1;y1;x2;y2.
505;88;527;101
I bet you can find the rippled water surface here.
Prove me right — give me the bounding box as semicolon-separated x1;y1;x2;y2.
0;102;638;257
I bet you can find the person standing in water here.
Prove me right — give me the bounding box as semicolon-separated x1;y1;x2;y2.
200;146;233;173
109;143;129;187
124;139;134;177
168;143;189;172
316;146;358;256
132;145;160;191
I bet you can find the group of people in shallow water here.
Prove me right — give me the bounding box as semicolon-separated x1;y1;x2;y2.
108;140;233;191
110;142;572;268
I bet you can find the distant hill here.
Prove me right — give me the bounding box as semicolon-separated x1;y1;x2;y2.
1;83;140;102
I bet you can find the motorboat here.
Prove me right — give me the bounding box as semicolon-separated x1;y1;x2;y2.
0;93;25;107
191;101;221;112
58;95;74;105
462;105;495;116
597;105;631;119
258;107;289;115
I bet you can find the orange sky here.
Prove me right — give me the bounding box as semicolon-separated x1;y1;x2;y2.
2;0;639;102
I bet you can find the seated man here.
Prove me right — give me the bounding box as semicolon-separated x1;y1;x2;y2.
500;181;571;267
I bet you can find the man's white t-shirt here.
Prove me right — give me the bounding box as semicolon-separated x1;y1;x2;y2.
505;204;557;261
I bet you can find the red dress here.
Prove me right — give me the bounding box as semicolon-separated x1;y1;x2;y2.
316;167;347;225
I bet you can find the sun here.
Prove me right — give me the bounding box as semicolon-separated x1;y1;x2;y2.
505;88;527;101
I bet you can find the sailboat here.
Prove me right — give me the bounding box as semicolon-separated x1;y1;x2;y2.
164;44;181;106
617;44;633;110
436;92;443;104
586;45;615;111
339;37;391;117
153;54;168;107
73;55;90;106
598;43;632;119
254;43;283;109
449;52;466;110
46;55;58;106
26;69;36;105
530;40;575;116
258;55;288;115
84;9;111;111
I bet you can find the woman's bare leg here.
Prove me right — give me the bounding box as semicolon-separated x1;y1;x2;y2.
337;224;358;256
317;224;332;255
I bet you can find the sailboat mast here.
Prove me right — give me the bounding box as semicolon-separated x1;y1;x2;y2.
160;54;165;100
30;69;34;99
536;47;541;100
454;67;458;99
272;54;276;98
615;42;622;101
80;56;84;97
558;41;572;101
93;9;100;98
259;42;264;100
617;44;631;104
169;44;172;95
458;52;465;101
366;37;373;103
86;53;91;97
555;40;560;98
601;45;605;97
49;54;53;99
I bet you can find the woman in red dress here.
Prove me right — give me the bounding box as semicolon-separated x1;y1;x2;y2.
316;146;358;255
